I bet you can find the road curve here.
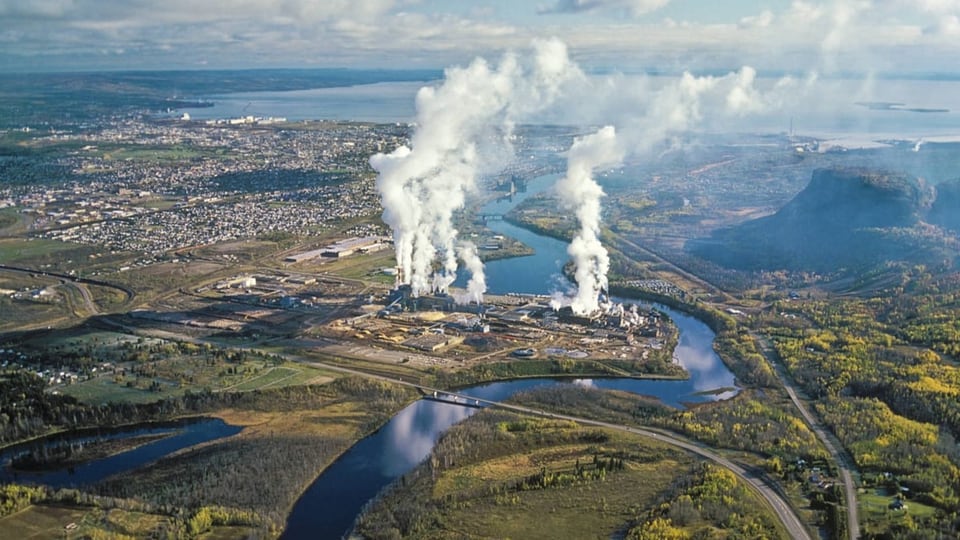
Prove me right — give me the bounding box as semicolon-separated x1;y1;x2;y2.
294;357;813;540
97;321;812;539
476;398;811;540
0;263;135;302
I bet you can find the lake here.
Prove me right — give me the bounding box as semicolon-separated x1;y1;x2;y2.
177;75;960;141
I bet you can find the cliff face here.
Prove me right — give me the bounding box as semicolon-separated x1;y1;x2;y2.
689;168;945;272
929;179;960;233
776;168;927;230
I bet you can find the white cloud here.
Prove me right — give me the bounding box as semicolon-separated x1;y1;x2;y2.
538;0;671;16
739;10;774;28
926;13;960;35
1;0;959;73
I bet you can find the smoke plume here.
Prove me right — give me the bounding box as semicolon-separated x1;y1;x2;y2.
548;66;790;314
455;241;487;305
374;37;797;313
553;126;624;314
372;39;582;301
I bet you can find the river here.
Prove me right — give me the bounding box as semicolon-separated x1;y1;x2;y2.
280;172;738;539
0;418;240;488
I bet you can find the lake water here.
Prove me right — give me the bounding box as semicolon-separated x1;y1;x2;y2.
178;76;960;141
178;81;424;124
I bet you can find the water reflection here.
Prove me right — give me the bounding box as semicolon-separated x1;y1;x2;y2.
0;418;241;488
669;310;738;397
283;169;741;538
381;400;474;476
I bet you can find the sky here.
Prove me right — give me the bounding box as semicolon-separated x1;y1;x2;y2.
1;0;959;74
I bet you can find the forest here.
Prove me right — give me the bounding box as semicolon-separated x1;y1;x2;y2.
0;375;417;536
752;264;960;538
354;407;786;539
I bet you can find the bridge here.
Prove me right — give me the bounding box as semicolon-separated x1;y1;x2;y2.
422;391;485;408
475;213;504;223
289;357;814;540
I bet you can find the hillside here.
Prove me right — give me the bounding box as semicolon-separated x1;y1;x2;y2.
928;179;960;233
688;168;949;273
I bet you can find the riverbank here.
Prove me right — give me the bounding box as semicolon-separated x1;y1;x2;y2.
352;403;791;539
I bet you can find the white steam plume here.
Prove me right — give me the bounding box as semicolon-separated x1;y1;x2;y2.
372;39;582;301
374;36;803;313
455;241;487;305
549;65;797;314
554;126;624;315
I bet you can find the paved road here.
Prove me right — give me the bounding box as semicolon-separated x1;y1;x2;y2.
755;334;860;540
72;282;99;316
292;356;813;540
0;263;135;302
100;317;813;539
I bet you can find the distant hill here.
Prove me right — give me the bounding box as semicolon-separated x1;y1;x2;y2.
929;179;960;232
688;168;953;273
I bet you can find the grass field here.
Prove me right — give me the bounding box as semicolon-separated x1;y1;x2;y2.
0;207;19;231
430;438;691;539
59;377;175;404
0;292;71;332
0;238;93;264
440;457;686;539
94;144;232;163
61;360;339;405
860;489;938;532
308;249;396;283
0;504;254;539
0;505;88;540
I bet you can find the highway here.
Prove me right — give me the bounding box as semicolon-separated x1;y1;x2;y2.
292;356;814;540
0;263;135;302
607;231;859;539
755;334;860;540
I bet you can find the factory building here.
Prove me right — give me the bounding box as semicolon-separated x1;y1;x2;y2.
285;236;386;263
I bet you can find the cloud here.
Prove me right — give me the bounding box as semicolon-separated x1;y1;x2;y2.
925;13;960;35
739;10;774;28
538;0;671;17
896;0;960;14
1;0;959;73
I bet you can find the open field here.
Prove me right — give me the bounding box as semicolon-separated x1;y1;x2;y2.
61;359;338;405
92;143;234;163
0;207;22;232
357;410;789;539
0;504;256;539
860;491;937;517
317;249;397;285
0;238;96;265
0;505;89;540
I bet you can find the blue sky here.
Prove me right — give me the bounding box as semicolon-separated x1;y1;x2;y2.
1;0;958;73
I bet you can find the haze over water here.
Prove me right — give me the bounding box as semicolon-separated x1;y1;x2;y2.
182;76;960;141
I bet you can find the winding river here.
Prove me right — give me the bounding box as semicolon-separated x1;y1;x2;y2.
0;418;240;488
280;173;739;539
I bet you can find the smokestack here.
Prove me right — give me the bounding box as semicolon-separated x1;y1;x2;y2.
371;39;582;302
